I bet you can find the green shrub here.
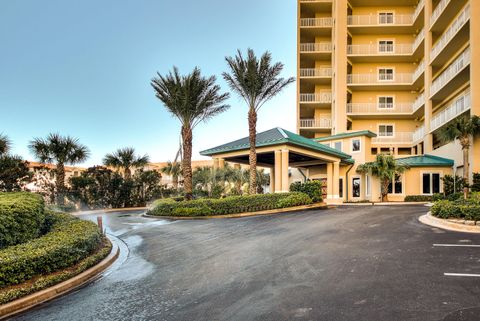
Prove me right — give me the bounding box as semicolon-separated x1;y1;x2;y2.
447;192;464;201
404;195;433;202
472;173;480;192
0;212;102;288
277;193;312;208
442;175;467;196
0;192;46;249
290;181;323;202
172;206;213;217
431;198;480;221
432;193;445;202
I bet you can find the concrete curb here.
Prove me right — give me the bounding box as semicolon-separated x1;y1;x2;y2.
143;203;329;220
0;236;120;320
419;212;480;234
72;207;148;216
339;202;430;206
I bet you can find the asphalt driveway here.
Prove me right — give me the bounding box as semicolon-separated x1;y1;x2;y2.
10;205;480;321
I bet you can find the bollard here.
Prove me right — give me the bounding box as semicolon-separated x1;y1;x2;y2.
97;216;103;235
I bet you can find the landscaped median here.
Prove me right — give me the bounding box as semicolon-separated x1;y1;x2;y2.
0;192;114;313
147;192;321;218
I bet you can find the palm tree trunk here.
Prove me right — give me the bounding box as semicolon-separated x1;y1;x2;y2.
125;167;131;180
182;125;193;200
381;179;389;202
56;162;65;206
461;137;470;199
248;108;257;194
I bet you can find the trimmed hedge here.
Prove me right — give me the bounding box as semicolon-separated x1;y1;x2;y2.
431;195;480;222
290;181;323;202
0;192;46;249
148;192;313;217
0;211;102;288
404;195;433;202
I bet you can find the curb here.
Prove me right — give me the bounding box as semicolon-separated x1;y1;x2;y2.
143;203;329;220
0;236;120;320
419;212;480;234
72;207;148;216
339;202;429;206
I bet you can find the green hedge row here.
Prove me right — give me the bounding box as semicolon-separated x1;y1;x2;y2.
431;194;480;222
0;211;102;288
0;192;46;249
148;192;313;217
290;181;323;203
404;195;433;202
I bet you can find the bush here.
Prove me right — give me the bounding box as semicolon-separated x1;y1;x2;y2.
0;212;102;288
472;173;480;192
148;192;313;217
442;175;466;196
431;198;480;222
432;193;445;202
447;192;464;201
0;192;46;249
290;181;323;202
404;195;433;202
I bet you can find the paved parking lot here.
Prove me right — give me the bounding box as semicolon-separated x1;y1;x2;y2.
11;205;480;321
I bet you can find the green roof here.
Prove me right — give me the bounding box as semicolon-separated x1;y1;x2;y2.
313;130;377;142
200;127;353;161
396;154;454;167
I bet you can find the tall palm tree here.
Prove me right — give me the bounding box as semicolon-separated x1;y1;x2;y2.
223;49;295;194
357;154;409;202
161;161;182;189
29;133;89;205
151;67;230;200
103;147;149;180
0;134;11;155
437;115;480;199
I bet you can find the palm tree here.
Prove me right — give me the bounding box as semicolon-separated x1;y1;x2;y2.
151;67;230;200
0;134;11;155
357;154;409;202
437;115;480;199
223;49;295;194
29;133;89;205
103;147;149;180
161;161;182;189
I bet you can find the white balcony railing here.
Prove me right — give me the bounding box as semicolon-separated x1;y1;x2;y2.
347;73;413;85
372;132;414;144
347;103;413;114
430;89;471;132
430;47;470;96
431;0;451;27
413;0;425;22
300;118;332;129
347;43;414;56
413;92;425;113
413;125;425;143
348;14;413;26
300;43;332;53
431;4;470;61
413;28;425;50
299;92;332;103
300;17;333;27
413;60;425;81
300;68;332;78
300;0;332;2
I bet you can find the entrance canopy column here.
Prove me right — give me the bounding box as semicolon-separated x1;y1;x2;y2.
281;150;290;192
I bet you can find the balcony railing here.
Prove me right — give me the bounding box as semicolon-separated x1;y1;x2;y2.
348;14;413;26
300;17;333;27
431;0;451;27
412;92;425;113
413;125;425;143
430;89;471;132
299;92;332;103
299;118;332;129
413;0;425;22
430;47;470;96
300;0;332;2
347;73;413;85
413;28;425;50
347;103;414;114
300;68;332;78
372;132;414;144
300;43;332;53
431;4;470;61
413;60;425;81
347;43;414;56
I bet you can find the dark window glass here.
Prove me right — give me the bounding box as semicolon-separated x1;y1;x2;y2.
353;178;361;197
423;173;431;194
339;178;344;198
394;174;402;194
432;174;441;194
388;181;393;194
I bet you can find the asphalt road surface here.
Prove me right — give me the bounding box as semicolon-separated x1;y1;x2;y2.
10;205;480;321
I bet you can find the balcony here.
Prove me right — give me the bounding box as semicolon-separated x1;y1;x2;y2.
299;68;332;85
430;48;470;100
430;0;468;32
347;73;415;90
347;14;420;34
299;118;332;129
300;43;332;60
430;4;470;67
412;92;425;114
413;0;425;23
300;17;333;37
430;89;471;133
299;92;332;105
347;103;414;118
372;132;414;145
413;125;425;143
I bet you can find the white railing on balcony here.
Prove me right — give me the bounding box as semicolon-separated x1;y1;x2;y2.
413;92;425;113
348;14;413;26
413;0;425;22
431;0;451;27
413;125;425;143
300;118;332;129
430;89;471;132
347;43;414;55
300;43;332;53
413;60;425;81
372;132;414;144
300;68;332;78
347;73;413;85
299;92;332;103
300;17;333;27
431;4;470;61
347;103;414;114
413;28;425;50
430;47;470;96
300;0;332;2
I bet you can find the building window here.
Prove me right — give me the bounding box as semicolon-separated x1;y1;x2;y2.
366;175;371;196
352;177;361;198
388;174;403;194
378;125;394;137
334;141;342;151
378;96;394;109
339;178;344;198
422;173;442;194
378;68;394;81
352;139;361;152
379;12;394;24
378;40;394;53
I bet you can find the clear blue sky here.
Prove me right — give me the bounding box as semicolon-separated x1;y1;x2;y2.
0;0;297;167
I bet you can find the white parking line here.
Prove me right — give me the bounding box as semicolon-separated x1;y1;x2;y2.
433;244;480;248
444;273;480;277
